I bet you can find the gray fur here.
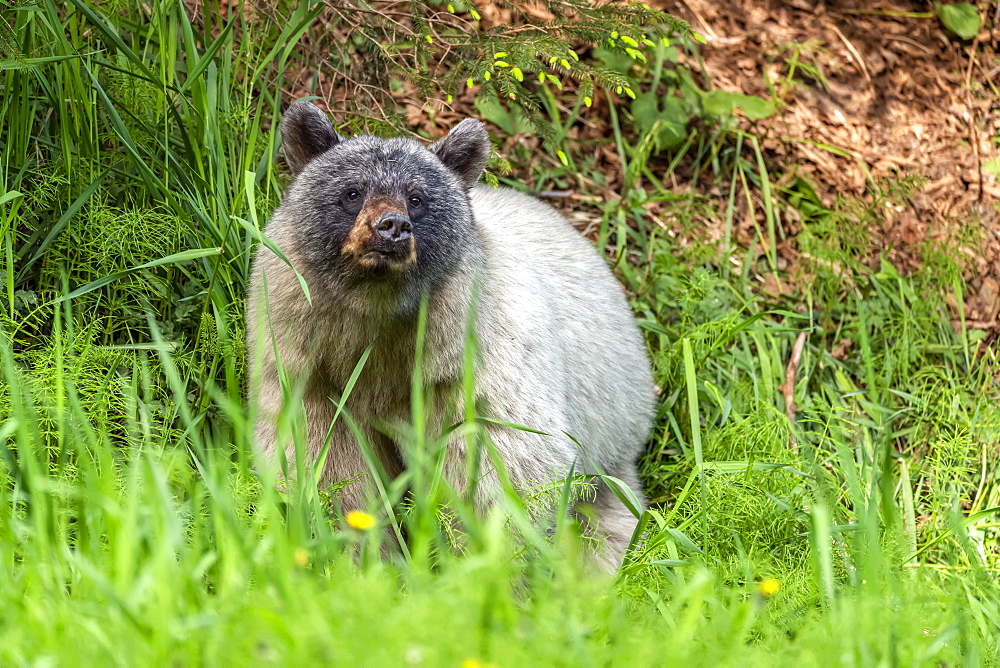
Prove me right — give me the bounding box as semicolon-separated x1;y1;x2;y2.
248;102;656;569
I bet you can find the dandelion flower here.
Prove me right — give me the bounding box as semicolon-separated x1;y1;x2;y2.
293;548;309;567
759;578;781;596
346;510;376;530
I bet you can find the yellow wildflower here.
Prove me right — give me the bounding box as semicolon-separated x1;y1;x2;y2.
345;510;376;530
759;578;781;596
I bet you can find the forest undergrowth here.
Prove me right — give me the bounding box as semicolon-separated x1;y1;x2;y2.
1;0;999;663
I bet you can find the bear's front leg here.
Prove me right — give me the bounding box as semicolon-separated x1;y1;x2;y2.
252;372;385;510
316;414;406;520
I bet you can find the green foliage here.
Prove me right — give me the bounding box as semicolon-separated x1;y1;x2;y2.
936;3;982;41
598;41;775;157
316;0;694;149
769;40;830;98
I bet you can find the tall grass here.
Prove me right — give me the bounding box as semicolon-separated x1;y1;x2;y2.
2;0;999;663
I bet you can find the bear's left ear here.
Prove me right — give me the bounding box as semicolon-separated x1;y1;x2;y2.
429;119;490;189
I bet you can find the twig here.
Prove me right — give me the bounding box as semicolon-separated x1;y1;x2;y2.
677;0;718;40
780;331;808;454
829;23;871;86
951;320;998;330
883;35;933;54
964;21;985;204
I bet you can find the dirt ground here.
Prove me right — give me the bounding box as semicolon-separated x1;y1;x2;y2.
658;0;1000;329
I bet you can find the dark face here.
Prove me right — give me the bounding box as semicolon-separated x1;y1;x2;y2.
289;137;471;289
276;102;491;311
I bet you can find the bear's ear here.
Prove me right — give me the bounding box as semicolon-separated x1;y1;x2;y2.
429;119;490;189
281;101;343;175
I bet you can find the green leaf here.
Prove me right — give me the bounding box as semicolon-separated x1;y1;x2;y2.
733;94;777;120
656;95;690;149
983;157;1000;177
593;45;633;74
587;474;643;519
700;89;737;116
936;3;981;40
0;190;22;208
233;215;312;306
179;17;236;93
54;248;224;303
474;96;531;136
631;91;661;133
699;90;776;120
0;54;80;70
477;416;551;436
631;91;689;153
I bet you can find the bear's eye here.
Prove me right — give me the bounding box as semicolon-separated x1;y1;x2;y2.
345;190;360;202
409;195;422;208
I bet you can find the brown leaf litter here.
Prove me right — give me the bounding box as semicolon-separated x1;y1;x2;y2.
657;0;999;339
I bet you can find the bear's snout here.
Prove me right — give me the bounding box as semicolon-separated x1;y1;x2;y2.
338;196;418;273
373;210;412;244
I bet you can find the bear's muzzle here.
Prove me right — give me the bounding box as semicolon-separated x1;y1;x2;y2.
341;197;417;274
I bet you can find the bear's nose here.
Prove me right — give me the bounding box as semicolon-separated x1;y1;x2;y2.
373;211;412;243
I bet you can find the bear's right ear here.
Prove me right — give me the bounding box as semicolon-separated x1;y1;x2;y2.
280;101;342;175
429;118;491;189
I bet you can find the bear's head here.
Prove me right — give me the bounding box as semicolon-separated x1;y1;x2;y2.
277;101;489;312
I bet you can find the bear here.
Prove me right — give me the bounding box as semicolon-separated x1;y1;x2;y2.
247;100;656;568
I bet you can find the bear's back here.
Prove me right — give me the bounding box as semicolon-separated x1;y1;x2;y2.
469;186;655;471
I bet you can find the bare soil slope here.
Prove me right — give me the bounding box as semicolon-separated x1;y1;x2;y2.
661;0;999;329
